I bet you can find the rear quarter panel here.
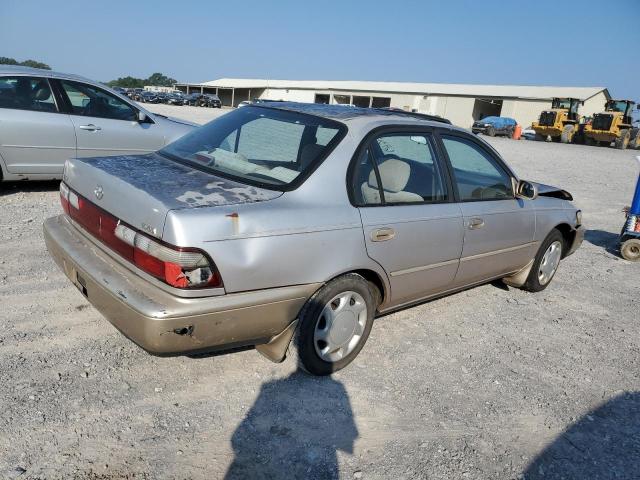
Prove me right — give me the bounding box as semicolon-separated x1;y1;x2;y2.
163;196;388;294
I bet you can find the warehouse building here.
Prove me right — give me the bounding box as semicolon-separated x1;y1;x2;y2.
174;78;610;128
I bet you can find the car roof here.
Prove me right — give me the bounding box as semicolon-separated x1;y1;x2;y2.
0;65;101;84
255;101;455;129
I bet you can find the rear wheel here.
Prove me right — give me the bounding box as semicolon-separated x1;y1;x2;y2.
292;273;376;376
486;126;496;137
561;125;574;144
615;129;630;150
621;239;640;261
522;229;564;292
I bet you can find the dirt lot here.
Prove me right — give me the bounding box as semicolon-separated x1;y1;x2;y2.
1;106;639;479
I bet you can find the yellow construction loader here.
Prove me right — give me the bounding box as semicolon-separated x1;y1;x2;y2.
584;100;639;150
532;97;583;143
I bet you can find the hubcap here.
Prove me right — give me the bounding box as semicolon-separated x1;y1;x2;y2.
538;241;562;285
314;291;367;362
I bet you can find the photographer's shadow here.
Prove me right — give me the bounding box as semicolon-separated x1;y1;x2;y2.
523;391;640;479
225;371;357;480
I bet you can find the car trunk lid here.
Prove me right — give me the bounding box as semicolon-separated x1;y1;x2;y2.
63;152;282;239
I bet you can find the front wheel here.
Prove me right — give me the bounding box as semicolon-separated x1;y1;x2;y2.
522;229;564;292
561;125;574;144
292;274;377;376
486;126;496;137
614;130;630;150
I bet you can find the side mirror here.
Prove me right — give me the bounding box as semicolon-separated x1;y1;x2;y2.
516;180;538;200
137;111;147;123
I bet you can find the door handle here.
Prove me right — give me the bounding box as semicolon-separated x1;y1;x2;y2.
468;218;485;229
371;227;395;242
78;124;101;131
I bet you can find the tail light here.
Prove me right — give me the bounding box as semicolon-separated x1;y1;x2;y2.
59;182;221;289
60;182;70;214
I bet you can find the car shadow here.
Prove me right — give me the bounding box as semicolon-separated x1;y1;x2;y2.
584;229;620;255
224;371;357;480
0;180;60;197
522;391;640;479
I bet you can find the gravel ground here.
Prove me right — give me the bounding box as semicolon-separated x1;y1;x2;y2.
1;107;639;479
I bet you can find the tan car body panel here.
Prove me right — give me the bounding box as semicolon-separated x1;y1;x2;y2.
44;215;320;357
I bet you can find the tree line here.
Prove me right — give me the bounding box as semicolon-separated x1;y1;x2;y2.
1;57;177;88
0;56;51;70
106;73;177;88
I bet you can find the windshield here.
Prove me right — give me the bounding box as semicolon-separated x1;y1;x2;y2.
160;106;345;189
552;98;571;109
606;100;629;113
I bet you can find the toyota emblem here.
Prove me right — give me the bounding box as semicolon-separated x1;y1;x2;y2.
94;185;104;200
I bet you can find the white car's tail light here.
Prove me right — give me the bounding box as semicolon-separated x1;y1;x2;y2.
60;182;221;289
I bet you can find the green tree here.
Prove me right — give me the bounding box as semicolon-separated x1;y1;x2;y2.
106;76;146;88
0;56;51;70
20;59;51;70
0;57;19;65
107;72;177;88
146;72;177;87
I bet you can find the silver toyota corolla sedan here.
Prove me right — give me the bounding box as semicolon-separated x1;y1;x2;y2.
0;66;196;181
44;102;584;375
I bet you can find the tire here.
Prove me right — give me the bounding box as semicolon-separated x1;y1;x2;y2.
522;229;564;292
630;129;640;150
291;273;377;376
560;125;574;144
614;129;630;150
621;239;640;261
486;126;496;137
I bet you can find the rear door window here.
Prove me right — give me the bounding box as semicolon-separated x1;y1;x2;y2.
353;132;448;205
0;76;57;112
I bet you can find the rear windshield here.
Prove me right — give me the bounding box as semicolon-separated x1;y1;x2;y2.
160;106;345;189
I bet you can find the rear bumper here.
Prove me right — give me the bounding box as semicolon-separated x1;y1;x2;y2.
44;215;319;355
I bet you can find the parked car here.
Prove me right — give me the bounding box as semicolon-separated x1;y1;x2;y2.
44;102;583;375
184;92;203;106
0;65;197;181
128;88;143;100
199;94;222;108
138;91;160;103
237;100;251;108
165;92;185;105
472;116;517;137
521;125;537;140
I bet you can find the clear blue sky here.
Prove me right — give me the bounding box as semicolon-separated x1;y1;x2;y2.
1;0;638;100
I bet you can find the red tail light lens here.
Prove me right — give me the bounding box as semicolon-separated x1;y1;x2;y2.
61;182;221;289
